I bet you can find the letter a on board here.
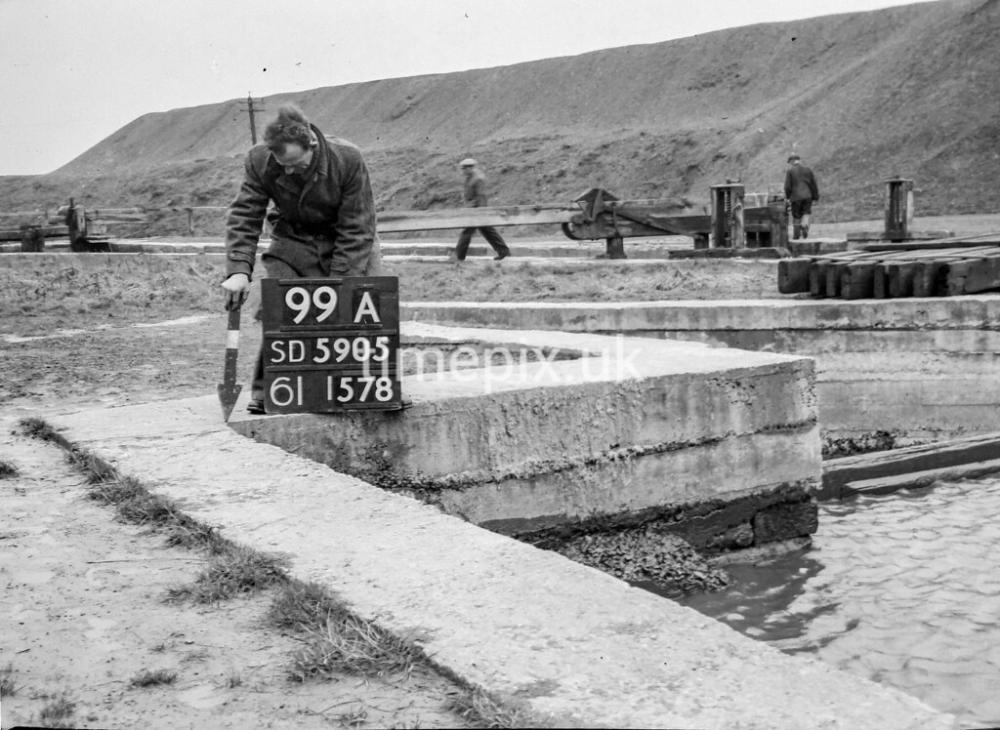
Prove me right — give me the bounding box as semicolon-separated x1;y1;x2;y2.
353;290;381;324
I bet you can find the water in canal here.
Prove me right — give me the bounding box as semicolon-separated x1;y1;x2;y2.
678;476;1000;728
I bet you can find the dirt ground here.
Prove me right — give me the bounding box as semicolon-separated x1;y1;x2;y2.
0;260;491;729
0;419;475;730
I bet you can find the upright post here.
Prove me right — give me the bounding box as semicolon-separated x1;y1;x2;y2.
605;236;626;259
884;177;914;242
710;183;745;248
247;95;257;144
239;93;266;145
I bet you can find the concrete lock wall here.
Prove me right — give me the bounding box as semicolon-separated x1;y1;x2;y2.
403;297;1000;445
232;323;822;549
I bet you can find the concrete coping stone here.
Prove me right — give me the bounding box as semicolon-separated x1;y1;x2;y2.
391;322;810;397
44;395;955;729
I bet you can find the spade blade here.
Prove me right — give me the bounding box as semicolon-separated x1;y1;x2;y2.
218;307;243;421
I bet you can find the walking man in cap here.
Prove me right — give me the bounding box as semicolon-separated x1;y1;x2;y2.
784;154;820;240
454;158;511;261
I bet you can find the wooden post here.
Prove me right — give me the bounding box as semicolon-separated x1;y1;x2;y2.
239;93;266;145
605;236;627;259
20;225;44;252
769;198;788;248
186;207;194;236
884;177;914;242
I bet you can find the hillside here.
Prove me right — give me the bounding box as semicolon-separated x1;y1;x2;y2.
2;0;998;233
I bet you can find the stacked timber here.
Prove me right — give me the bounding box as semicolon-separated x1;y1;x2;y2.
778;233;1000;299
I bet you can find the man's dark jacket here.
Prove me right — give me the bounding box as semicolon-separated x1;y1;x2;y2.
225;124;377;278
463;169;489;208
784;164;820;203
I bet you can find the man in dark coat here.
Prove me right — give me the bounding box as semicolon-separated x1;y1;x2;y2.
221;104;381;413
784;154;820;240
454;158;511;261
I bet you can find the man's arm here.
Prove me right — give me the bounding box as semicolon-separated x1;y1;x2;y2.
784;170;793;201
808;171;820;202
225;153;270;279
329;148;376;275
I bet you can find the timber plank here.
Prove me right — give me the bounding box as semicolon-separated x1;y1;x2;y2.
840;261;878;299
377;204;577;232
843;458;1000;496
819;432;1000;500
778;258;813;293
825;262;843;298
887;261;919;297
810;261;832;297
946;255;1000;295
862;233;1000;252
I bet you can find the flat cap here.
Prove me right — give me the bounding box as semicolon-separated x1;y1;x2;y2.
459;158;477;167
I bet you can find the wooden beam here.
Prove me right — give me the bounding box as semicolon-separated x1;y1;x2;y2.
0;225;69;241
842;458;1000;497
861;233;1000;252
777;258;813;293
944;254;1000;295
840;261;878;299
819;432;1000;500
377;205;576;233
0;209;46;217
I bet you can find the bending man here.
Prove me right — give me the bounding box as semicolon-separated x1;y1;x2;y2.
221;104;381;414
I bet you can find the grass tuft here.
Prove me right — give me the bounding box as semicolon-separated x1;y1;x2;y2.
129;668;178;688
0;663;16;696
164;518;228;552
446;687;533;729
270;579;436;686
39;694;76;721
289;613;419;682
0;460;20;479
168;545;289;604
66;447;117;484
87;474;145;505
17;417;60;443
114;489;187;526
268;580;350;632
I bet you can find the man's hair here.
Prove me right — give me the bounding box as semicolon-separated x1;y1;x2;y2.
263;104;312;152
787;154;801;163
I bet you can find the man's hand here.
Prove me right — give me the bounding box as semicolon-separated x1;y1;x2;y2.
221;273;251;311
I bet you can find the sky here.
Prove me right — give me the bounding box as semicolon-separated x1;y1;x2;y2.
0;0;923;176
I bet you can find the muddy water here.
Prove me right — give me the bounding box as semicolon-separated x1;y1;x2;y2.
678;477;1000;728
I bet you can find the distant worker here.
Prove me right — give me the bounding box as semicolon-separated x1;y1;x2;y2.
221;104;381;414
454;158;511;261
784;153;820;240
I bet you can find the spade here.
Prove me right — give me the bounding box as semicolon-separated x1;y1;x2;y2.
217;306;242;421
